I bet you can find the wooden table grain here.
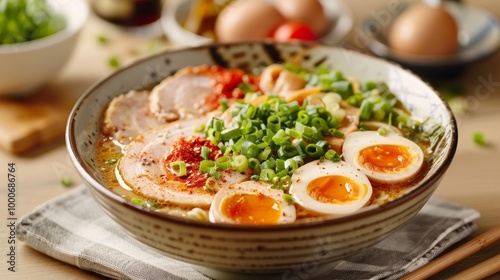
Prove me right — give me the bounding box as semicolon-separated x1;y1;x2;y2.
1;0;499;279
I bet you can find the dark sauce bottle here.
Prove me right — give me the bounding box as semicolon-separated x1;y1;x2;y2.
91;0;162;27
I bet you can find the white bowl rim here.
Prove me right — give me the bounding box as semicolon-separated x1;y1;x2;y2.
66;41;459;232
0;0;89;54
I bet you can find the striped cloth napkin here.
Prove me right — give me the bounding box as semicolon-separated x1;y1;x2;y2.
16;185;479;280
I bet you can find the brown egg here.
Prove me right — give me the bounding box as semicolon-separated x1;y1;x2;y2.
275;0;330;37
215;0;285;42
388;4;459;56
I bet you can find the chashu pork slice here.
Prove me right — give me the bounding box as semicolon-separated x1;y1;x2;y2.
149;73;216;121
117;117;251;208
103;90;165;145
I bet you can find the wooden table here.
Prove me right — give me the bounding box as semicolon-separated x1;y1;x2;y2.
1;0;499;279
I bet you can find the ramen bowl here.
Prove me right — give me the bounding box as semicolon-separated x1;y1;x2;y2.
66;42;457;279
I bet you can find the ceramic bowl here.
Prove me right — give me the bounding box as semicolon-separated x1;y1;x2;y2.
162;0;354;47
0;0;89;96
66;42;458;279
361;1;500;78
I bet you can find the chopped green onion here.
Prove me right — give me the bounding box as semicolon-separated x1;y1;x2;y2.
209;169;221;179
325;149;341;162
359;99;374;120
260;169;276;182
201;146;211;160
296;140;308;158
105;158;118;165
145;200;158;209
328;128;345;138
205;177;218;192
330;80;353;99
258;146;272;161
362;81;378;91
248;157;260;169
283;194;295;204
194;123;206;133
241;141;259;158
251;175;260;181
108;56;121;69
284;158;298;174
238;83;255;93
472;132;487;146
220;98;229;112
305;144;324;159
285;128;302;139
199;160;216;173
267;115;281;132
311;117;329;131
377;127;387;136
278;144;298;159
260;158;276;170
280;175;291;188
272;129;289;145
221;126;241;141
169;161;187;176
216;156;231;170
316;140;329;151
232;155;248;172
97;34;109;45
60;176;72;188
297;110;310;124
212;118;224;131
131;197;145;205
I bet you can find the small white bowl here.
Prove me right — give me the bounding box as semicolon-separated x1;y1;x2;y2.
162;0;354;47
0;0;89;96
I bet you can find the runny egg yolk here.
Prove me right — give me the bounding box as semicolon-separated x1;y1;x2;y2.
307;175;363;204
221;193;281;225
358;144;412;173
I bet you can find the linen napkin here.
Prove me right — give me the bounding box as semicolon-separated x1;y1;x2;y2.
16;185;480;280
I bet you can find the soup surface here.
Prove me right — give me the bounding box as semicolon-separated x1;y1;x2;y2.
97;63;442;224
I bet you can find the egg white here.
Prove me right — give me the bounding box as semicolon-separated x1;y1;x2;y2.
289;160;373;215
209;181;296;225
343;131;424;184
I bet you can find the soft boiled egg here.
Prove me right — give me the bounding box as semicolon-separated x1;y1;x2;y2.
343;131;424;184
289;160;373;215
209;181;296;225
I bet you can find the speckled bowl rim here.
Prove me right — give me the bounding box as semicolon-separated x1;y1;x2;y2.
66;41;458;232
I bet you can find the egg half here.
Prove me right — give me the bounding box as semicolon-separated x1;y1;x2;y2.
289;160;373;215
343;131;424;184
209;181;296;225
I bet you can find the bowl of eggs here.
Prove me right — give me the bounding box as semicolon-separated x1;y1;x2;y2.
0;0;89;96
67;41;457;279
162;0;354;46
362;1;500;76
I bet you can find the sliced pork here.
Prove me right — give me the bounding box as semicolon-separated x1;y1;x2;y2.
149;74;215;121
117;118;251;207
102;90;165;145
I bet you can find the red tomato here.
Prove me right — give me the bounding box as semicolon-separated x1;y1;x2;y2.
271;21;317;42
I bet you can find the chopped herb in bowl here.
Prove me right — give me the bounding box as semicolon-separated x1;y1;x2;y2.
0;0;66;45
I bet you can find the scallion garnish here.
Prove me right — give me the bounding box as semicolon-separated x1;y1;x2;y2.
169;161;187;177
283;194;295;204
472;132;487;146
201;145;211;160
204;177;218;192
105;158;118;165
